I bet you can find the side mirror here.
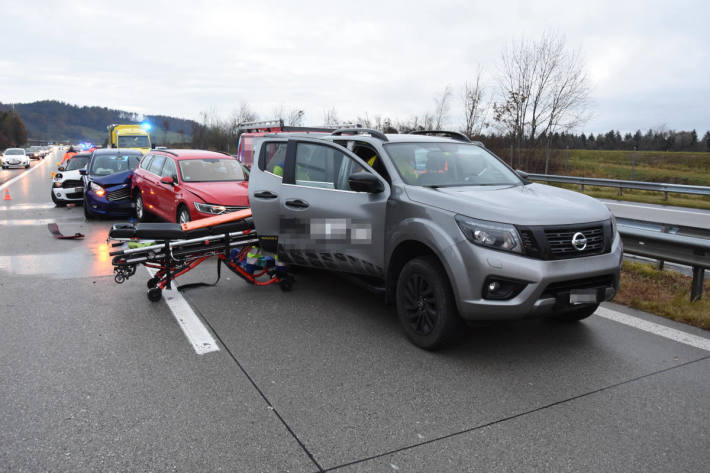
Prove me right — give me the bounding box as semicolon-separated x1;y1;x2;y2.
160;175;175;185
516;169;531;184
348;172;384;193
79;169;87;175
57;166;65;172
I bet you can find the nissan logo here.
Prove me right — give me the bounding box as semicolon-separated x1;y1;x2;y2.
571;232;588;251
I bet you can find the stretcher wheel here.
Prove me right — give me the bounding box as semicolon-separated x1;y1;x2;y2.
147;277;159;289
147;288;162;302
278;274;294;292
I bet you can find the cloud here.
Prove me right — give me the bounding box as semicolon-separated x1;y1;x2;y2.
1;0;707;134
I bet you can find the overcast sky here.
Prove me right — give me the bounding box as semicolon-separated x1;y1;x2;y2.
1;0;708;134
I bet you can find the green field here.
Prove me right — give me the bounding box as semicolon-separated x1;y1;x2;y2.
543;149;710;209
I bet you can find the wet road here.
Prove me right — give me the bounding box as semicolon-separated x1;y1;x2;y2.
1;152;709;472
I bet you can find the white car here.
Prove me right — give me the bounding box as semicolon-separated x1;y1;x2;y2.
2;148;30;169
51;152;91;206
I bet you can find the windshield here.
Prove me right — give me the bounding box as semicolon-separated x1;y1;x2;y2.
117;135;150;148
66;155;90;171
4;149;24;155
179;158;246;182
383;142;522;187
89;154;141;176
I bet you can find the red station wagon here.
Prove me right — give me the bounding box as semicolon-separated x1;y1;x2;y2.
132;149;249;223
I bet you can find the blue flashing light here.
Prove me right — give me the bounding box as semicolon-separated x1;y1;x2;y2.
141;122;152;131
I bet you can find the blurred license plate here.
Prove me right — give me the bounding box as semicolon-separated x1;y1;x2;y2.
74;187;83;193
569;289;598;305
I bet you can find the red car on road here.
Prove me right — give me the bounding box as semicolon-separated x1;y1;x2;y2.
132;149;249;223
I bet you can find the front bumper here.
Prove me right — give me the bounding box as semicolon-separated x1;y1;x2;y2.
446;233;623;320
52;185;84;201
85;192;134;216
3;160;29;167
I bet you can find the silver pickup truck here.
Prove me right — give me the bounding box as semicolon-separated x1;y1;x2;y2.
249;129;622;349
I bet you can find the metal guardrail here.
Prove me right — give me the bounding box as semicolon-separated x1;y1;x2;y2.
618;223;709;301
528;173;710;199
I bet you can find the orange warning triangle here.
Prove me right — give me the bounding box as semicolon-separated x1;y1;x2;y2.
3;189;11;200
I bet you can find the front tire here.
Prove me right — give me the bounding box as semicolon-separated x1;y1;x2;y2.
83;199;95;220
396;255;463;350
177;205;191;224
134;193;146;222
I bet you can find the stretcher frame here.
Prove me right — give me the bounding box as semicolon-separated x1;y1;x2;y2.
108;211;293;301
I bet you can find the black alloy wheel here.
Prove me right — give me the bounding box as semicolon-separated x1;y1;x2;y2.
396;256;463;350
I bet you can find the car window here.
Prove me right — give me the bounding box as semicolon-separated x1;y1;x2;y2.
179;158;246;182
259;142;287;178
294;142;370;191
117;135;150;148
161;158;178;180
89;154;141;176
5;149;24;155
140;154;154;170
66;156;90;171
384;142;521;187
148;155;166;175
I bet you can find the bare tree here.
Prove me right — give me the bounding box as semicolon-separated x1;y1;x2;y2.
433;86;452;129
323;107;339;126
462;69;487;138
286;108;304;126
493;32;590;170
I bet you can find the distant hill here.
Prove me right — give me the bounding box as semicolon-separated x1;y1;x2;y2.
0;100;197;145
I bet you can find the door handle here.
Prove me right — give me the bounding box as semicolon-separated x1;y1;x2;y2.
254;190;278;199
285;199;309;209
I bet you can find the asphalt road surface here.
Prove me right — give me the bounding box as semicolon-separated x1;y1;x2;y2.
1;151;709;472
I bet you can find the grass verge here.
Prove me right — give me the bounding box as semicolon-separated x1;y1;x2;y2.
613;260;710;330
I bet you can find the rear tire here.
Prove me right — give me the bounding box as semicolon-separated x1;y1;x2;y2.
396;255;463;350
551;304;599;322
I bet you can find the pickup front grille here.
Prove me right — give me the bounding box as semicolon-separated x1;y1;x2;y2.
545;226;604;258
517;221;611;260
107;188;130;201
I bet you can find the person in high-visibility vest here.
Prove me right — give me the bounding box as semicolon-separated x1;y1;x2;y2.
61;146;77;165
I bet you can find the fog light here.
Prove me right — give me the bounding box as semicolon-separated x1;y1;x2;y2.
482;277;527;300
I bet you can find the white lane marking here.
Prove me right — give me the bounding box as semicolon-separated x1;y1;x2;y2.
146;267;219;355
0;218;83;225
0;158;48;191
0;203;56;210
596;306;710;352
605;201;710;216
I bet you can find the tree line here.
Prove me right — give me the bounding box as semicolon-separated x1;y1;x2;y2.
0;100;197;144
0;111;28;149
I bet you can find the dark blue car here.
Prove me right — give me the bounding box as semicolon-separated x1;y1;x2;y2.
81;149;143;219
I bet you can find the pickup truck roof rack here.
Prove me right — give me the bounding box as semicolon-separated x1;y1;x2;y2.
237;119;340;133
410;130;471;142
331;128;389;142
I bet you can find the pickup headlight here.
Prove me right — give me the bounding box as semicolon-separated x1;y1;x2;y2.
455;215;523;254
610;214;617;236
194;202;228;215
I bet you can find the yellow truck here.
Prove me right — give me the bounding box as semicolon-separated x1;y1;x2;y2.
107;124;152;153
